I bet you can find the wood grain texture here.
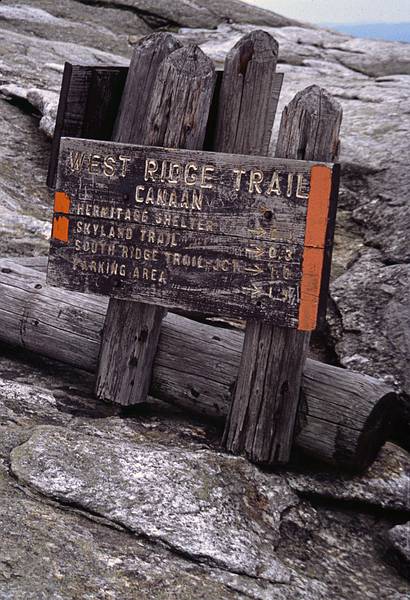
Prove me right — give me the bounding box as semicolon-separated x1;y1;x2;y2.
112;33;181;143
214;29;282;155
10;256;48;272
97;34;181;406
223;85;343;464
96;299;166;404
47;64;127;189
97;35;216;405
143;43;216;150
0;258;398;471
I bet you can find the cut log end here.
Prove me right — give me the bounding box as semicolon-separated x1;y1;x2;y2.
354;390;399;471
295;364;400;471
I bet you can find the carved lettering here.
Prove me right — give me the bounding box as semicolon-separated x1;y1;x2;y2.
296;173;309;199
103;155;116;177
144;159;158;182
168;162;181;184
52;140;338;329
119;155;131;177
184;162;198;185
89;154;101;174
249;170;264;194
267;171;281;196
200;165;215;189
69;151;86;171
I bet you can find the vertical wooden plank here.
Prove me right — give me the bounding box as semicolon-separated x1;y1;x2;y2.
96;33;181;406
214;30;283;156
223;84;342;464
47;64;128;188
96;34;216;405
82;68;127;140
112;33;181;143
47;63;82;189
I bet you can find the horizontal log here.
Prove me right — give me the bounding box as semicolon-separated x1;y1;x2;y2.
0;258;398;470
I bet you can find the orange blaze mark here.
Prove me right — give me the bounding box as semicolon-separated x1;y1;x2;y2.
52;216;69;242
298;164;333;331
54;191;71;214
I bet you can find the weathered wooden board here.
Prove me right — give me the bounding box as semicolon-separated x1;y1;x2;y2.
47;137;339;330
47;64;128;189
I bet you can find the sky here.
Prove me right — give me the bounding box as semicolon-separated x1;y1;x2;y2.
243;0;409;23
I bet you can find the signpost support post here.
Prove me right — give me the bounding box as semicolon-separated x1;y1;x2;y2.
96;34;216;405
223;85;342;464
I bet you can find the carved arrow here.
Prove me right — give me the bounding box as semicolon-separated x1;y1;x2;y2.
243;264;264;276
245;245;264;258
241;282;262;299
247;226;266;238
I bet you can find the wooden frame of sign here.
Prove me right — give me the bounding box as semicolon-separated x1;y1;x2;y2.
46;31;342;465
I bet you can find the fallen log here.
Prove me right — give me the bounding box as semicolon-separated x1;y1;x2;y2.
0;258;398;471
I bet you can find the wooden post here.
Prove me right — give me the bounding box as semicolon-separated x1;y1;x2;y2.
96;34;216;405
214;30;282;156
47;64;127;188
223;85;343;464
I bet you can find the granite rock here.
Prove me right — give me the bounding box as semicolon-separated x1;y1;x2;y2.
0;357;407;598
77;0;301;30
0;99;52;256
1;465;290;600
286;442;410;512
329;250;410;394
10;425;299;581
0;1;149;56
388;522;410;568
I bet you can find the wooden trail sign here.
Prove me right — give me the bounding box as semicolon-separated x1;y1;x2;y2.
47;138;339;331
45;30;342;467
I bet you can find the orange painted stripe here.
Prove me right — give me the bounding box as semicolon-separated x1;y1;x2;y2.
52;215;69;242
298;164;333;331
52;192;70;242
54;191;71;214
